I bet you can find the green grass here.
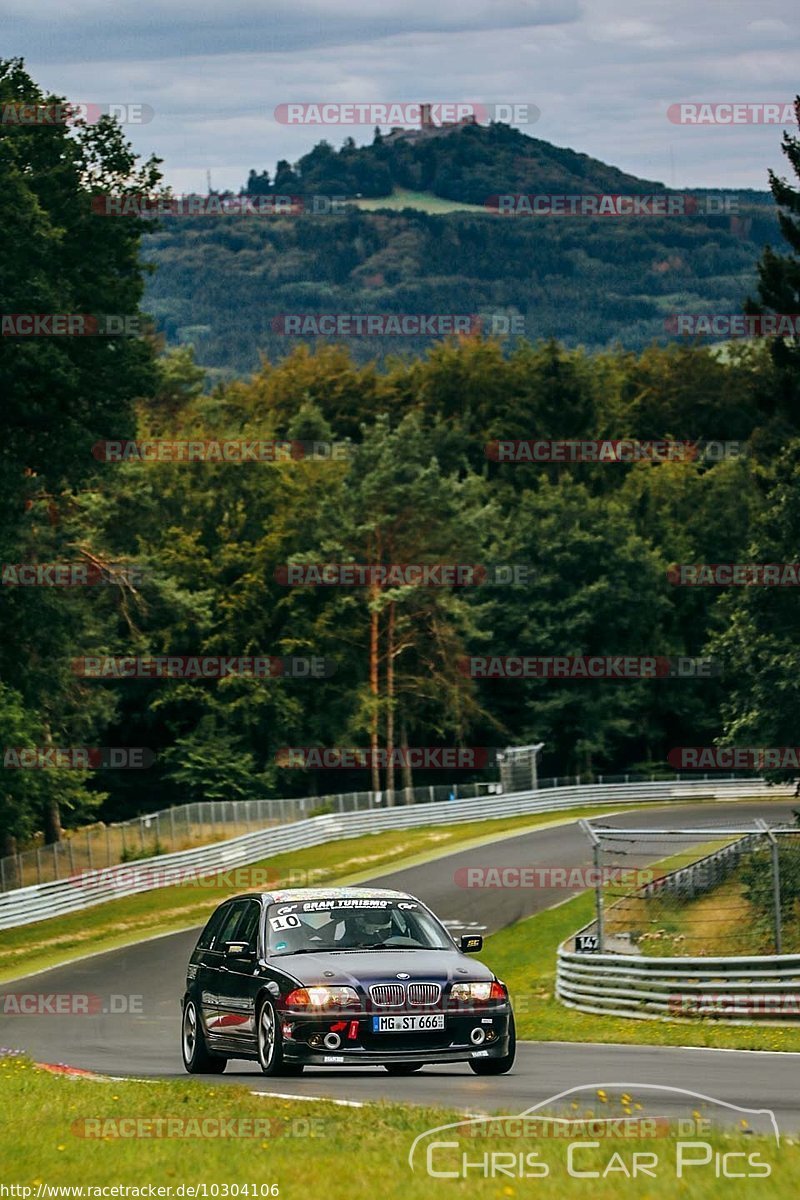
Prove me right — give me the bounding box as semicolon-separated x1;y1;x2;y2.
350;187;487;214
480;889;800;1052
0;804;652;984
0;1055;794;1196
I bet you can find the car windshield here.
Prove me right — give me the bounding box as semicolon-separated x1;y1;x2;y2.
265;898;454;955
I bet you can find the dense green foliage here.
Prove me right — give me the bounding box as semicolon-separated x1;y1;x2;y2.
145;196;777;378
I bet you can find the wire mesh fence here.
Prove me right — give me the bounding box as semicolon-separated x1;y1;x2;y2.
576;819;800;958
0;780;501;893
0;771;773;895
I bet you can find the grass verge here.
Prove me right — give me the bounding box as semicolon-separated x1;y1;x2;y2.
0;1054;793;1197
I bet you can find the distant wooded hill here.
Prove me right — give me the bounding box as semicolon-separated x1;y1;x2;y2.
143;123;777;378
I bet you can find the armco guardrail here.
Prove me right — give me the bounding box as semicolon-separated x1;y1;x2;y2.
0;777;783;930
557;822;800;1023
557;947;800;1023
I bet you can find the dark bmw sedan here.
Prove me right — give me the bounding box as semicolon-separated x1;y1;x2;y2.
181;887;515;1076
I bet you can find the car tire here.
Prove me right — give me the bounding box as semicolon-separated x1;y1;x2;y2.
384;1063;424;1075
468;1013;516;1076
182;998;227;1074
257;998;296;1076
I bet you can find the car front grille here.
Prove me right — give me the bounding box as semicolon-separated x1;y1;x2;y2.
407;982;441;1006
369;984;405;1007
369;982;442;1007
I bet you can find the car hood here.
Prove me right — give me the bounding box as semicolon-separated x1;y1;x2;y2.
268;948;494;988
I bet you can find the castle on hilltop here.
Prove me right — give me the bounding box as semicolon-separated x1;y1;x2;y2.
384;103;480;143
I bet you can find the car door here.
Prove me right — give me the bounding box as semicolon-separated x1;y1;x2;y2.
197;899;250;1042
212;898;263;1049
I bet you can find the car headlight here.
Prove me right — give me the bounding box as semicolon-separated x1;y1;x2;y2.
285;986;360;1009
450;981;506;1002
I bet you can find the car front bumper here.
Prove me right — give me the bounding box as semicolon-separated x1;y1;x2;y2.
279;1005;513;1065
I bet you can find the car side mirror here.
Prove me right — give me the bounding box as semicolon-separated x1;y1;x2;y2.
460;934;483;953
224;940;254;959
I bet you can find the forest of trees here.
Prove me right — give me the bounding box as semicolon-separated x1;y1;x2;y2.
3;57;800;854
144;123;779;377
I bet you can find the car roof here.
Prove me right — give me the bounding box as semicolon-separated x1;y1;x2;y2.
261;886;414;903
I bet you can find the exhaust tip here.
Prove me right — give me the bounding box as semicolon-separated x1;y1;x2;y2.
323;1031;342;1049
470;1027;486;1045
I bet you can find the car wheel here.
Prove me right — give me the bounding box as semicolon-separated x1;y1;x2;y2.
182;999;227;1074
468;1013;516;1076
384;1063;424;1075
257;999;299;1076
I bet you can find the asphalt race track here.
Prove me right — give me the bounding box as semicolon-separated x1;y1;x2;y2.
2;799;800;1131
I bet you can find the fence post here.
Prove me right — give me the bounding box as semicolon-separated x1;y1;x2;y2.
579;820;604;952
759;823;783;955
53;842;59;880
170;807;176;850
86;828;93;871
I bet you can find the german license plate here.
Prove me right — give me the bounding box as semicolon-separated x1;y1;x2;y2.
372;1014;445;1033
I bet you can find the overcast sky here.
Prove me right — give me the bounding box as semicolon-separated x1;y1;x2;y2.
5;0;798;193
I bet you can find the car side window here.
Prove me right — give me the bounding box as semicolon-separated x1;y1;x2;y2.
196;904;228;951
234;900;261;953
215;901;248;949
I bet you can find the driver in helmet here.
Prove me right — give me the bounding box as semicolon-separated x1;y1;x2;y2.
342;907;395;947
